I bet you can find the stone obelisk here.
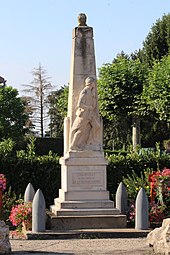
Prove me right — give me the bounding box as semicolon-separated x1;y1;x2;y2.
50;14;126;229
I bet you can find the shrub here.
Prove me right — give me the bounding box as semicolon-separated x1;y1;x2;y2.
123;167;170;226
123;168;151;200
2;187;21;224
107;145;170;196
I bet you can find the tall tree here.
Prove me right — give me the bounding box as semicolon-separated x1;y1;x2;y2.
0;86;29;140
98;53;149;149
141;13;170;66
23;64;53;137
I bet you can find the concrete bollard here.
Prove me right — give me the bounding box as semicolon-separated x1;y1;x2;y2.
115;182;128;214
24;183;35;203
135;188;149;230
32;189;46;232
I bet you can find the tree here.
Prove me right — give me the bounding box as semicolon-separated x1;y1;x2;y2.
141;13;170;66
130;13;170;146
143;55;170;124
23;64;53;137
21;96;35;134
98;53;149;149
0;86;29;140
48;85;68;137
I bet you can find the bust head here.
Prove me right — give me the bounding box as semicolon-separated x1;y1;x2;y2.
78;13;87;26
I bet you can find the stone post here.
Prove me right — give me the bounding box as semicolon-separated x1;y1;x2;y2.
135;188;149;230
32;189;46;232
24;183;35;203
115;182;128;214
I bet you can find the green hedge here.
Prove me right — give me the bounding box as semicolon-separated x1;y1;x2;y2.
0;156;61;207
14;137;64;156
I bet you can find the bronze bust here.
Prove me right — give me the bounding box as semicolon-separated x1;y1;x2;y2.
78;13;87;26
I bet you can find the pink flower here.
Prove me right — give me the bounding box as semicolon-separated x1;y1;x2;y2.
162;168;170;176
9;202;32;228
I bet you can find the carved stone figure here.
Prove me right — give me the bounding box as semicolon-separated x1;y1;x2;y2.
70;77;101;151
78;13;87;26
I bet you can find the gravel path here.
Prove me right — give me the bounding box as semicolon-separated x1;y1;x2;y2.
10;238;155;255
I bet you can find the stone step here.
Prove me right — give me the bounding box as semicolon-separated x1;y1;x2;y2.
50;206;120;216
54;198;114;209
25;228;151;240
46;210;127;230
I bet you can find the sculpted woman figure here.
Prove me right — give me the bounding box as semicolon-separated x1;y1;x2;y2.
70;77;101;151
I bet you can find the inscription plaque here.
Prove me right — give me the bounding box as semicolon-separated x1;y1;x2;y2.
70;170;105;190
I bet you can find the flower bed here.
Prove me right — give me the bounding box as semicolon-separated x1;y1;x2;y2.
148;168;170;224
124;167;170;227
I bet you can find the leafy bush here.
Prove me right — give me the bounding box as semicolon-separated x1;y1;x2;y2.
0;138;15;159
123;169;151;200
107;144;170;197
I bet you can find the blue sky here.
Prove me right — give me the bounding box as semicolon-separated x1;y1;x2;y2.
0;0;169;94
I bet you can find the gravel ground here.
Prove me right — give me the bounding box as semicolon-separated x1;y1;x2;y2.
10;238;155;255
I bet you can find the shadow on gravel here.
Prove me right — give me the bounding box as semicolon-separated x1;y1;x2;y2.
12;252;74;255
109;250;155;255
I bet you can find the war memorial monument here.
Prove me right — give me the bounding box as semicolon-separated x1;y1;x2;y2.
49;14;126;230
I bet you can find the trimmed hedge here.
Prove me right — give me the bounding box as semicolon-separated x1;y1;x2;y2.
14;137;64;157
0;156;61;207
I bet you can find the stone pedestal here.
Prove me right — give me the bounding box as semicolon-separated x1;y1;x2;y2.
50;151;126;230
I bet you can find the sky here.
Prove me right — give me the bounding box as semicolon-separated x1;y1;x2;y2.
0;0;170;95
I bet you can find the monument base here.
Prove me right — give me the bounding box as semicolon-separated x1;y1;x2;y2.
47;212;127;230
49;152;127;230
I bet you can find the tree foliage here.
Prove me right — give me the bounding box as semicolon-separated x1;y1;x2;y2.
97;53;148;149
48;85;68;137
141;13;170;66
143;55;170;123
0;86;28;140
